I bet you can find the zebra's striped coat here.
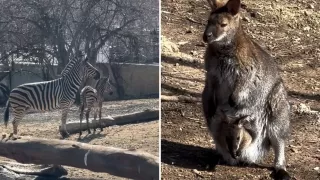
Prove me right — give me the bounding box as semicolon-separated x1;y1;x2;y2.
4;57;100;138
79;77;113;136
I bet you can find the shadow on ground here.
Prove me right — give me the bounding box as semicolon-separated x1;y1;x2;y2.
161;139;220;171
77;131;106;143
161;139;271;172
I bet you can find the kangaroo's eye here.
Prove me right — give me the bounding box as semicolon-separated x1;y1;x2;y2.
236;136;240;140
220;23;227;27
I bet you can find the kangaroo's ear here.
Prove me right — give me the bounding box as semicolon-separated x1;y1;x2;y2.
226;0;241;16
218;109;235;123
235;115;249;127
207;0;227;11
207;0;216;10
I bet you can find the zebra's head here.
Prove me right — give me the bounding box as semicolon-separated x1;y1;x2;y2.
81;57;100;80
96;76;113;95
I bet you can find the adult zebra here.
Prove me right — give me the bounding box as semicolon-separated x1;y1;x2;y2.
4;56;100;138
79;77;113;137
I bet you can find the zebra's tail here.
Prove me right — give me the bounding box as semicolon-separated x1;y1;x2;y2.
4;100;10;127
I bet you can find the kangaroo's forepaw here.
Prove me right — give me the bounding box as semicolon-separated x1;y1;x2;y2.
274;169;291;180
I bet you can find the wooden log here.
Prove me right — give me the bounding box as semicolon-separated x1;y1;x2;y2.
61;109;159;135
0;161;68;179
161;95;201;103
0;135;159;180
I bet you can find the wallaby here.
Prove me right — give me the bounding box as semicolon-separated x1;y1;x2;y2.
202;0;291;179
211;110;253;163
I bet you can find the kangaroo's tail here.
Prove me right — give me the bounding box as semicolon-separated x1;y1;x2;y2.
4;100;10;127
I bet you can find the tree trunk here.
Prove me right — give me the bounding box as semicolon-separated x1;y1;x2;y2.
161;95;201;103
61;109;159;135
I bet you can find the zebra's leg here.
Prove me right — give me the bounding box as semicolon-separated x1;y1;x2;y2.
99;102;103;131
93;108;98;132
79;104;85;137
86;109;91;134
12;119;19;135
60;108;70;138
12;107;26;135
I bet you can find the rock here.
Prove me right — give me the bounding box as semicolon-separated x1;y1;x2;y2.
303;26;311;31
290;148;298;153
304;11;311;16
190;51;198;56
308;4;314;9
242;16;250;22
186;29;192;33
314;167;319;171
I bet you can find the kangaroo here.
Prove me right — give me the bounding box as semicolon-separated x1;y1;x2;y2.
212;110;253;161
202;0;291;179
211;109;259;165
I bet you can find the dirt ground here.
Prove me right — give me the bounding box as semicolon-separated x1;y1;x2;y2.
0;98;159;179
161;0;320;180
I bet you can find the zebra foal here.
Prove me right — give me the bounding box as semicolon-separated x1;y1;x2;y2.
79;77;113;137
4;57;100;138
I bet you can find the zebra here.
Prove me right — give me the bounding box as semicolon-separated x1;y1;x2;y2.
79;77;113;137
4;56;100;138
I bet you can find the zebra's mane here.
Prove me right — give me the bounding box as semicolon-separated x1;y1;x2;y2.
95;77;108;89
61;58;82;77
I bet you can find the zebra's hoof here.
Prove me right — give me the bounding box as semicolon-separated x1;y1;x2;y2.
60;131;69;139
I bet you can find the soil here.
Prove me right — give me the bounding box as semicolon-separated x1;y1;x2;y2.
161;0;320;179
0;98;159;179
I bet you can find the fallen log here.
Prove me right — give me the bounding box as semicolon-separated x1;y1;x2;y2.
60;109;159;135
0;161;67;179
0;135;159;180
161;95;201;103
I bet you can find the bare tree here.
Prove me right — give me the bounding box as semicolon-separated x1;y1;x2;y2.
0;0;158;78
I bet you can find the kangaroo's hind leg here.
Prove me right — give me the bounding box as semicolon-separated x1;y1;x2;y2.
268;83;291;180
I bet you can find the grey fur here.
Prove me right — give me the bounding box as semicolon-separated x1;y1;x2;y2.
202;0;291;179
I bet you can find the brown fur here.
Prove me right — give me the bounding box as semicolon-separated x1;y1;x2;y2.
207;0;229;11
214;111;252;159
202;0;291;179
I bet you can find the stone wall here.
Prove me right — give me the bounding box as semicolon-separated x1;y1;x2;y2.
0;63;159;100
